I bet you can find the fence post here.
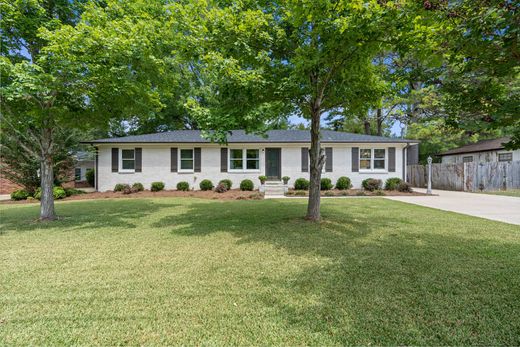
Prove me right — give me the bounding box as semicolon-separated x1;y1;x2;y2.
427;156;432;195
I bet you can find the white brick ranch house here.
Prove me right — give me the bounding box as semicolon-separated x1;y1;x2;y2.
85;130;419;192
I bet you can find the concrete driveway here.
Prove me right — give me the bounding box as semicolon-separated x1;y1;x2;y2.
386;188;520;225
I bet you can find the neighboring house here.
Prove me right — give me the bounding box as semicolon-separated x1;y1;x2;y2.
73;151;95;183
84;130;419;191
438;137;519;164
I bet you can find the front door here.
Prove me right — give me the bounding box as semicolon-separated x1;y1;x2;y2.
265;148;281;180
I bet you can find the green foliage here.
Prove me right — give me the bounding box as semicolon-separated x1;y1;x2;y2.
320;178;333;191
219;179;232;190
85;169;95;187
282;176;290;184
240;179;254;191
199;179;214;191
335;177;352;190
294;178;310;191
374;190;386;196
151;182;165;192
215;183;228;193
362;179;382;192
384;178;402;191
132;183;144;192
176;182;190;191
397;182;413;193
114;184;129;192
11;189;29;201
64;188;86;197
324;191;335;197
258;176;267;184
34;187;66;200
295;190;307;196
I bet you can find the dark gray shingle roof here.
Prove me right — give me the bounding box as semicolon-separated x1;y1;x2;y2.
438;137;510;156
86;130;417;144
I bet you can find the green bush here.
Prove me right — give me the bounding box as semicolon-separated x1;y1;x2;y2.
294;178;310;190
215;183;228;193
397;182;413;193
114;183;128;192
64;188;86;197
384;177;402;190
177;181;190;191
320;178;333;190
200;179;214;191
295;190;307;196
85;168;95;186
219;179;232;190
132;183;144;192
240;179;254;191
362;178;382;191
282;176;290;184
258;175;267;184
151;181;165;192
335;176;352;190
34;187;67;200
374;189;386;196
11;189;29;201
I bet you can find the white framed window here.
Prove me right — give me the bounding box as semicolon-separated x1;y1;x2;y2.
179;148;194;172
498;152;512;162
120;149;135;172
359;148;386;171
462;156;473;163
229;149;260;172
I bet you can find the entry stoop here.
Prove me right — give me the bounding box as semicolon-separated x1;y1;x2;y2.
263;181;286;198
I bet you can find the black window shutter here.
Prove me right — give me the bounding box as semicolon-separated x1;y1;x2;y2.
325;147;333;172
111;148;118;172
388;147;396;172
171;148;178;172
135;148;142;172
194;148;201;172
220;148;227;172
352;147;359;172
301;147;308;172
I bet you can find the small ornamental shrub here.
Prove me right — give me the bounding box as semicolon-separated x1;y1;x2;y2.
132;183;144;192
122;186;132;194
215;183;228;193
362;178;382;191
151;181;165;192
397;182;413;193
64;188;86;197
27;196;36;202
258;175;267;184
219;179;232;190
11;189;29;201
374;189;386;196
34;187;66;200
199;179;214;191
295;190;307;196
335;176;352;190
177;181;190;191
324;191;335;196
114;183;128;192
240;179;254;191
282;176;290;184
384;177;402;190
320;178;333;190
85;168;95;186
294;178;310;190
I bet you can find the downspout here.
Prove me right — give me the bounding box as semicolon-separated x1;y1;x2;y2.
403;143;410;182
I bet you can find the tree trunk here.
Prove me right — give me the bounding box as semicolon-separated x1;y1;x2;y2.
364;119;371;135
376;108;383;136
306;107;325;221
40;128;56;221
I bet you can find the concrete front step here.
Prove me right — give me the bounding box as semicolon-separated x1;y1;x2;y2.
262;182;288;197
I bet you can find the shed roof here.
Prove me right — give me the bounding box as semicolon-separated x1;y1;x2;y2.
438;137;511;156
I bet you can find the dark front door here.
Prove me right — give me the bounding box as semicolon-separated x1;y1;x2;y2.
265;148;281;180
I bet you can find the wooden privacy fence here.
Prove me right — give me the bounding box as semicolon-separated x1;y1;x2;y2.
407;161;520;192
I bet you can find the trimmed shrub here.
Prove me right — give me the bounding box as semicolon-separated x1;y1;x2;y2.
215;183;228;193
85;168;95;186
11;189;29;201
294;178;310;190
219;179;232;190
362;178;382;192
34;187;67;200
122;186;132;194
374;189;386;196
114;183;128;192
151;181;165;192
397;182;413;193
177;181;190;191
321;178;333;190
64;188;86;197
384;177;402;191
258;175;267;184
240;179;254;191
282;176;290;184
295;190;307;196
335;176;352;190
199;179;214;191
132;183;144;192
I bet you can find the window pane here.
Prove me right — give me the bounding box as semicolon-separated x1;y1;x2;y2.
122;149;134;159
230;159;243;170
181;159;193;170
75;168;81;181
360;159;371;169
374;159;385;169
180;149;193;159
374;149;385;158
246;149;259;159
463;156;473;163
360;149;371;159
230;149;242;159
122;159;134;170
498;153;512;162
246;159;259;170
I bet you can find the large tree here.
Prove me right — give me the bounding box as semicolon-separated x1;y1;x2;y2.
184;0;436;220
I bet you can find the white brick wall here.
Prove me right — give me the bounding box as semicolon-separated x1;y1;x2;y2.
95;143;408;191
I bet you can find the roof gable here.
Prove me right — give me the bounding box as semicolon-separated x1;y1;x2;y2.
438;137;511;156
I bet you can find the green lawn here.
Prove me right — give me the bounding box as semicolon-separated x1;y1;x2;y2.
1;198;519;345
482;189;520;197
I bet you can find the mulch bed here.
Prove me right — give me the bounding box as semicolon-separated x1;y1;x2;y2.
286;189;426;197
